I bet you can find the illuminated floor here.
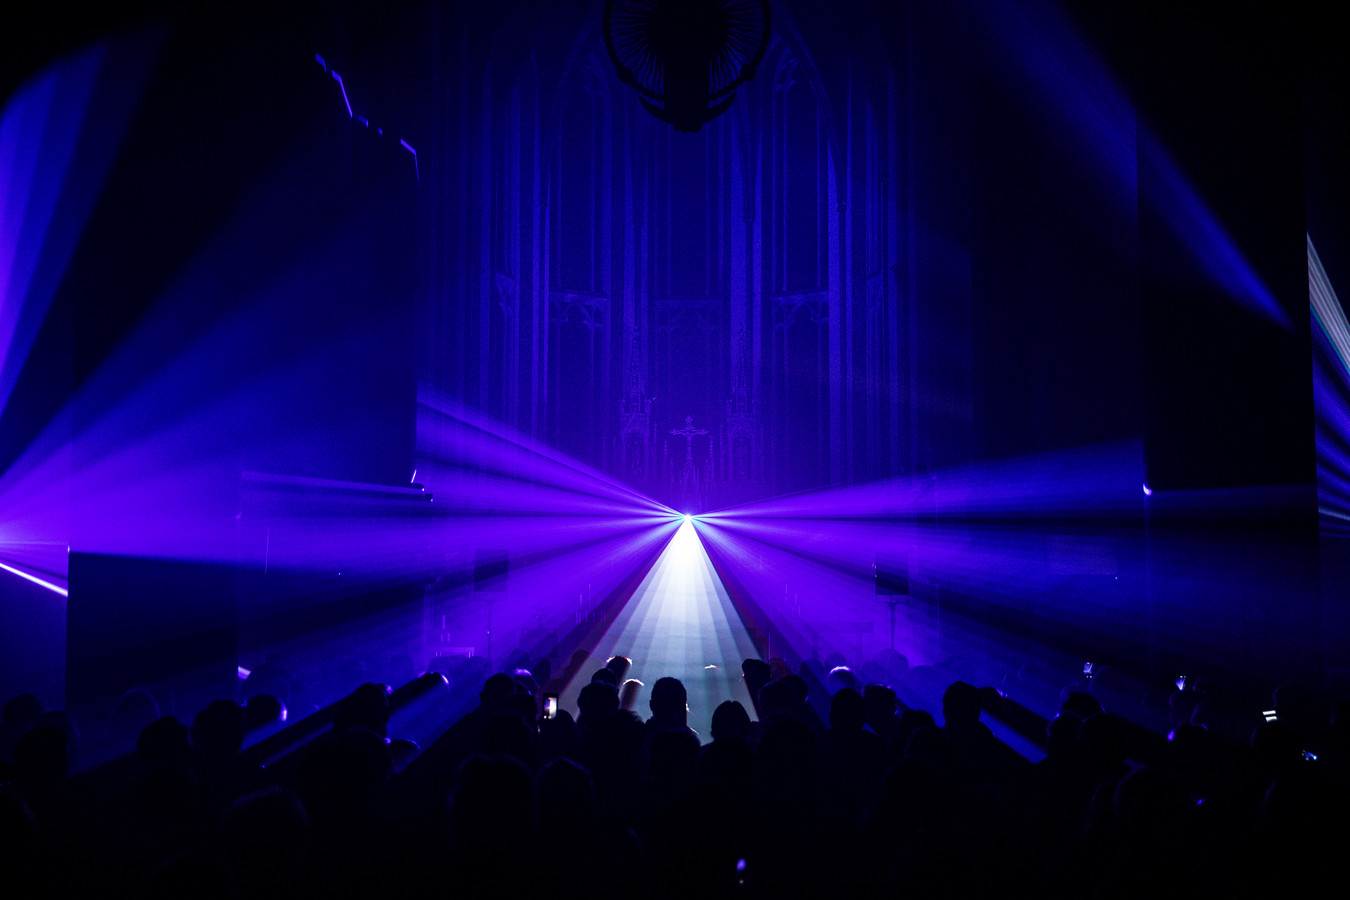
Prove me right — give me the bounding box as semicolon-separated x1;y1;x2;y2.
560;518;759;740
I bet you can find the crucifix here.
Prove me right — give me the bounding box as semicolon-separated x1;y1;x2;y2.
670;415;708;463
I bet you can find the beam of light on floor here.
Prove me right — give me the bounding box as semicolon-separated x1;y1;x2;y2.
561;517;759;741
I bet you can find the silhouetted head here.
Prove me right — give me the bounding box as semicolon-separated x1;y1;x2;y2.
864;684;897;721
536;709;580;761
1168;689;1200;727
942;681;981;729
827;666;859;695
12;724;69;788
758;679;795;717
242;694;286;733
499;691;534;723
332;683;392;737
742;658;771;686
1045;713;1079;760
606;656;633;682
895;707;936;751
590;667;619;688
32;711;77;760
504;649;531;673
782;674;809;706
830;687;867;733
138;716;191;767
389;738;419;772
619;678;644;711
107;688;161;752
241;658;293;706
711;700;752;742
192;700;244;757
904;725;952;771
480;673;516;709
649;677;688;722
511;668;538;696
567;648;590;673
297;727;393;821
577;681;620;731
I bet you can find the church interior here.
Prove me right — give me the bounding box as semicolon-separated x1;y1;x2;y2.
2;0;1350;861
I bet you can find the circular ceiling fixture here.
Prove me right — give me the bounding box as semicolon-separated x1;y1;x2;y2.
604;0;771;132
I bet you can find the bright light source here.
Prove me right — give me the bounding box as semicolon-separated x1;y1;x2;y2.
0;561;68;597
683;514;691;524
562;509;758;738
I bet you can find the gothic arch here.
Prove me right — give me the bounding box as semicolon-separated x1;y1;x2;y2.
433;1;913;501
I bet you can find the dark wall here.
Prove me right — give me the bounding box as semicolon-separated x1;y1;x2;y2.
1136;1;1311;493
57;9;421;716
0;573;66;711
969;0;1144;463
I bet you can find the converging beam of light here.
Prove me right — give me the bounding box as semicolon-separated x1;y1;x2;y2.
693;442;1155;711
0;155;681;658
561;517;759;740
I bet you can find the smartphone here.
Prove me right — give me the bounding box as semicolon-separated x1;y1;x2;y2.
543;693;559;720
1175;675;1187;691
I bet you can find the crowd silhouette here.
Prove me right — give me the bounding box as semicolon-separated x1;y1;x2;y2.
3;646;1348;898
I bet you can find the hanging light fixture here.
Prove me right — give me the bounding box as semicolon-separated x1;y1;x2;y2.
603;0;771;132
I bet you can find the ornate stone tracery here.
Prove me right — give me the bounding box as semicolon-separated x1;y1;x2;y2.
440;1;923;508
